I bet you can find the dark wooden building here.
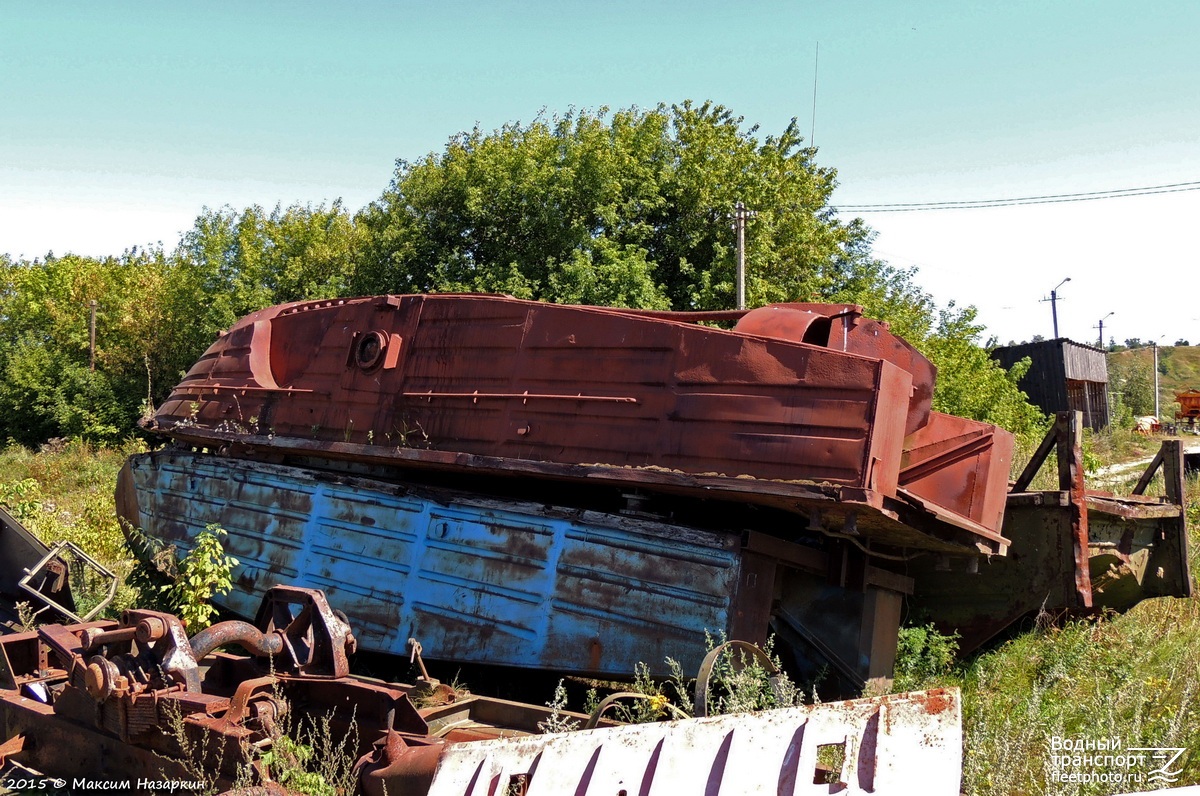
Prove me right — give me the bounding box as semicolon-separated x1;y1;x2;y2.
991;339;1110;430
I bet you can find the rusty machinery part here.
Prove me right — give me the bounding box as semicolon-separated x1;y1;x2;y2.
356;730;447;796
403;637;458;706
77;608;202;696
0;585;428;786
692;639;786;718
71;587;357;709
190;620;286;662
408;637;431;680
83;655;121;701
0;734;26;767
252;585;357;678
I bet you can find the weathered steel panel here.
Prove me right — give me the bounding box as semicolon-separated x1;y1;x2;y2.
423;688;963;796
121;450;744;677
899;412;1014;535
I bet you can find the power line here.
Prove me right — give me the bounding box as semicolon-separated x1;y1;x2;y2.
834;179;1200;212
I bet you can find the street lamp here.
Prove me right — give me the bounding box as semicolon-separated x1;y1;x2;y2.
1095;312;1113;349
1042;277;1071;338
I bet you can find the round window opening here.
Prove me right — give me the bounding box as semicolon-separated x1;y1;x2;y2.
356;331;387;370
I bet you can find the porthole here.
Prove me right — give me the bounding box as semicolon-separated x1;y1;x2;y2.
355;331;387;370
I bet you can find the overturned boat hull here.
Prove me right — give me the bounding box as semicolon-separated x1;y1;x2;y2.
144;294;1013;554
118;449;913;687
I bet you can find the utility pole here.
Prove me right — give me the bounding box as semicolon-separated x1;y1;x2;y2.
1152;336;1165;418
731;201;757;310
1094;312;1113;349
89;299;97;371
1041;277;1071;338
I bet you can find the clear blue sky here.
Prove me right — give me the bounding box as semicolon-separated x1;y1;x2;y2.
3;1;1198;347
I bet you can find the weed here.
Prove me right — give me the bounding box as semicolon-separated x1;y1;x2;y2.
14;601;38;632
0;477;43;520
0;440;145;618
538;680;581;734
158;699;233;796
696;633;803;716
891;622;960;692
161;524;239;633
257;686;361;795
388;417;430;449
261;736;336;796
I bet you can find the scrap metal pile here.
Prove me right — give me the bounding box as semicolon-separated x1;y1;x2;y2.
0;586;963;794
116;294;1191;691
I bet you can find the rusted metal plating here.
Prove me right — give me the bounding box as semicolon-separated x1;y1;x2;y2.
143;294;1013;549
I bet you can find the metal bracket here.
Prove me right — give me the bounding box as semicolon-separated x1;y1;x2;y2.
19;540;117;623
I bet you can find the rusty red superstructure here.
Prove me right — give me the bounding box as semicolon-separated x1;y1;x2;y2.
145;294;1013;553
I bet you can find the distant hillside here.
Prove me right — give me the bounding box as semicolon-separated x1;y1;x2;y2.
1108;345;1200;417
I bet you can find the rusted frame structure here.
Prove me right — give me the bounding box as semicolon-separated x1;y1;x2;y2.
911;411;1193;653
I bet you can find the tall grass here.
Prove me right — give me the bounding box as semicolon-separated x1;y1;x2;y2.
906;475;1200;794
0;438;147;616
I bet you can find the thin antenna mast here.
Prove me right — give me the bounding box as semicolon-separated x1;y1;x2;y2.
810;42;819;148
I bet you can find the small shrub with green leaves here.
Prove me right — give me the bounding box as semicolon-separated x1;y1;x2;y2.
0;477;43;520
261;736;336;796
163;524;239;633
892;622;960;692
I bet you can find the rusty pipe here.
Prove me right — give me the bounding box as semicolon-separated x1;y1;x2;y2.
189;620;285;661
80;626;139;651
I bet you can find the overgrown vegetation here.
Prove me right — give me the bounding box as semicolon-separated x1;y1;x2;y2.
0;439;145;617
894;475;1200;794
0;440;238;625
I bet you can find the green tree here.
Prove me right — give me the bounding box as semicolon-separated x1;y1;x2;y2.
353;102;852;310
0;250;170;444
1108;356;1154;417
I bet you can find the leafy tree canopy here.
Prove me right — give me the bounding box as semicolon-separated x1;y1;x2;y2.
353;102;852;309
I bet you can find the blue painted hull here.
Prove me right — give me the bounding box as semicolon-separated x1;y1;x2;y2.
119;450;747;677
